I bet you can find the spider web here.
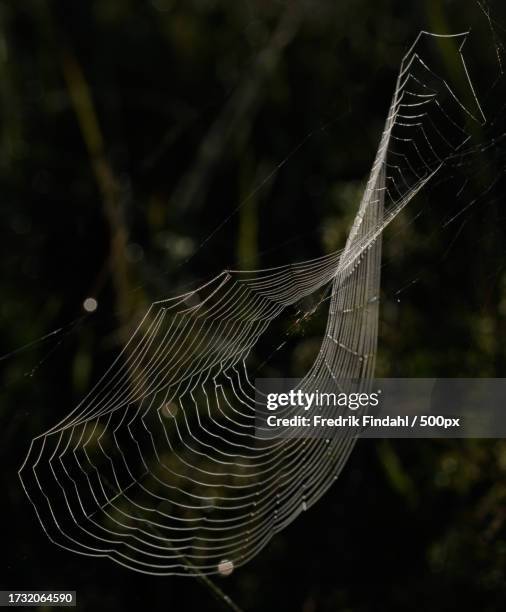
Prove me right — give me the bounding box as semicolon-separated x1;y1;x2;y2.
19;32;484;576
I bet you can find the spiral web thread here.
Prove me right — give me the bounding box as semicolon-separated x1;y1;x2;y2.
19;32;484;576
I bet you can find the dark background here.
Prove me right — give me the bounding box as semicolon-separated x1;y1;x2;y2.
1;1;506;610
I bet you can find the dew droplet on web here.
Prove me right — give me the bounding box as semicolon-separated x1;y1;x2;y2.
83;297;98;312
217;559;234;576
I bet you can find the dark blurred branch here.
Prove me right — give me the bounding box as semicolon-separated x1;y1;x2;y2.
61;49;135;338
377;440;418;508
171;0;305;213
